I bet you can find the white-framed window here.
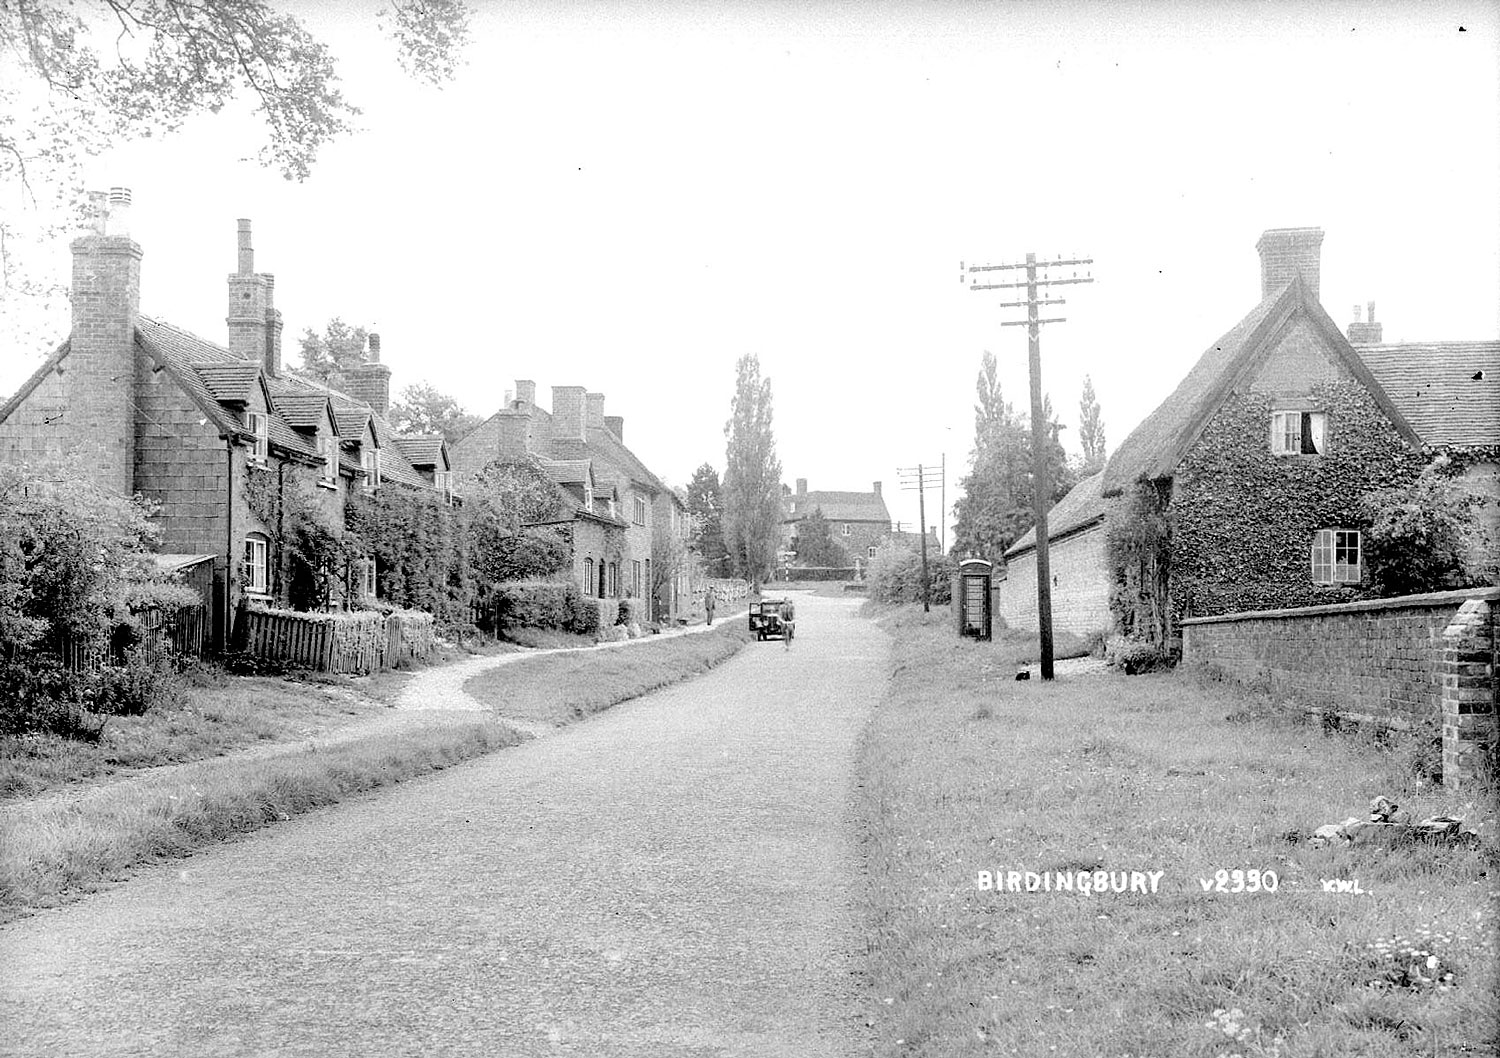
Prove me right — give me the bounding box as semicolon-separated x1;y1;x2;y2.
357;557;377;599
361;446;381;490
1311;529;1361;584
608;562;619;597
242;535;269;595
1271;410;1327;456
246;411;269;467
841;523;851;536
584;557;594;595
434;470;454;502
632;559;642;596
868;545;878;558
319;433;337;486
634;495;647;525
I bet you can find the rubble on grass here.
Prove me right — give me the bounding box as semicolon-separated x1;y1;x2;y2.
1307;795;1480;849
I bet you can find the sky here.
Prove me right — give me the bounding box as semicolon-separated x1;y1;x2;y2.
4;0;1498;541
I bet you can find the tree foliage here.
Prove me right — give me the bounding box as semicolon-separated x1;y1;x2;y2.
297;317;370;389
685;463;730;576
792;507;847;568
951;351;1073;561
1;0;470;344
388;382;481;447
1078;374;1107;475
1106;479;1173;648
721;354;782;590
650;510;691;621
1361;456;1494;595
867;541;953;605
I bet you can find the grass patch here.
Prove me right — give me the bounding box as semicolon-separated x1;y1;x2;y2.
0;719;521;920
464;622;752;724
0;669;391;801
857;606;1498;1056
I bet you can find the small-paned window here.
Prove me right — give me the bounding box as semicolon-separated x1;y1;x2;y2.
634;496;647;525
868;546;878;558
841;523;851;536
242;535;269;595
584;558;594;595
1271;410;1327;455
1311;529;1361;584
632;560;642;596
247;412;269;467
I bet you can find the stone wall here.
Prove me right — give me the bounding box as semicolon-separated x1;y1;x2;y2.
997;523;1112;636
1182;586;1499;790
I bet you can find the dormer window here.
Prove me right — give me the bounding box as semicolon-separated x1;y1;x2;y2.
1271;410;1327;455
319;433;337;486
362;446;381;490
247;411;269;467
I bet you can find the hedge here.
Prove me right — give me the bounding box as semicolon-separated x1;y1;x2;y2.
776;566;858;582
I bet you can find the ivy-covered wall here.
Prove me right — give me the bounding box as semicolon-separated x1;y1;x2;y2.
1172;376;1424;620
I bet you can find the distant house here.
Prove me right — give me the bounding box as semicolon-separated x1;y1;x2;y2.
782;479;892;563
998;226;1498;638
0;194;451;647
452;381;697;622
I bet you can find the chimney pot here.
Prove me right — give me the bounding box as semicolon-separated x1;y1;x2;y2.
1352;304;1362;324
236;218;253;274
367;333;382;363
1367;301;1376;323
104;187;132;237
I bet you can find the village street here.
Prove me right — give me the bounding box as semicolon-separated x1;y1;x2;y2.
0;594;886;1058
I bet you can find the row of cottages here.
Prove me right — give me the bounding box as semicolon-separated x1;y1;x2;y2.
451;381;697;623
0;193;455;648
999;226;1499;638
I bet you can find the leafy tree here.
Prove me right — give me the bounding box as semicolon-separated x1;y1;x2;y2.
951;351;1074;561
297;318;370;389
721;354;782;591
388;382;481;446
685;463;730;576
469;458;566;531
2;1;471;345
793;508;847;567
1362;457;1495;595
650;512;692;622
1078;374;1107;474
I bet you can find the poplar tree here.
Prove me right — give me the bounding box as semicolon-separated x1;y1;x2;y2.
1079;375;1108;475
721;354;782;591
685;463;730;577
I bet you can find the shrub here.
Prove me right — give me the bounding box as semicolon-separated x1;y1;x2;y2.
618;597;646;627
1104;635;1169;674
494;580;581;632
595;597;619;632
89;650;185;717
1362;456;1495;595
866;543;954;605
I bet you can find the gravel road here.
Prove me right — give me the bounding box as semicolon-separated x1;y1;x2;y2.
0;594;886;1057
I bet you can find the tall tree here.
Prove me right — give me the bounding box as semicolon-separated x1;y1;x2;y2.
388;382;481;446
684;463;730;577
721;354;782;591
1078;374;1107;474
297;318;369;389
951;351;1074;561
1;1;471;348
792;508;847;568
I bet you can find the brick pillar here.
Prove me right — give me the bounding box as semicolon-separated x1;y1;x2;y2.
69;221;142;497
1441;598;1497;790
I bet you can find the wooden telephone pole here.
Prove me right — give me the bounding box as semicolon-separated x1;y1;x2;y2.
961;252;1093;680
898;463;943;612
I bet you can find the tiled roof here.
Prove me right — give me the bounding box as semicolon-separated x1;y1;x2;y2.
395;434;446;468
270;391;334;430
785;490;891;524
1355;341;1500;448
332;402;371;440
135;318;244;438
193;361;261;405
1101;277;1421;495
0;340;70;425
542;459;592;485
1006;471;1107;557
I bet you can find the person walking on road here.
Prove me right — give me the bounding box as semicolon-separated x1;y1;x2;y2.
778;597;796;650
705;586;717;626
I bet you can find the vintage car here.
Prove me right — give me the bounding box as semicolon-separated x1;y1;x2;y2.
748;598;791;640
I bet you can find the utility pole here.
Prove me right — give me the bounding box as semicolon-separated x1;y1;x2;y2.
961;252;1093;680
899;462;943;612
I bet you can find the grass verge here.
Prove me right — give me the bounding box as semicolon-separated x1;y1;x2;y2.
464;622;752;724
857;604;1498;1057
0;670;393;801
0;718;520;921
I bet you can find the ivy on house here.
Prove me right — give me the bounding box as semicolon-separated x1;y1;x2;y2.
242;467;359;612
1105;480;1173;646
344;486;472;631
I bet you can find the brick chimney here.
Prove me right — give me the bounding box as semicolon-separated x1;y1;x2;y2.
604;414;624;440
1256;227;1323;302
227;219;274;365
551;385;587;442
263;276;283;377
796;478;807;494
494;407;534;459
873;481;882;497
515;379;536;407
69;187;141;496
344;333;392;416
1347;300;1383;344
586;392;606;430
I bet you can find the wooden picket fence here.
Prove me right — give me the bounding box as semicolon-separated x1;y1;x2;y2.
53;604;209;672
236;606;436;675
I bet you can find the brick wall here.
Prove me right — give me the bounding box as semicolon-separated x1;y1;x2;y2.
0;359;72;463
997;523;1112;636
1182;586;1499;790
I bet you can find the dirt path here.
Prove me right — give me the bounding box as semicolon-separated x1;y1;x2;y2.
0;595;884;1057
